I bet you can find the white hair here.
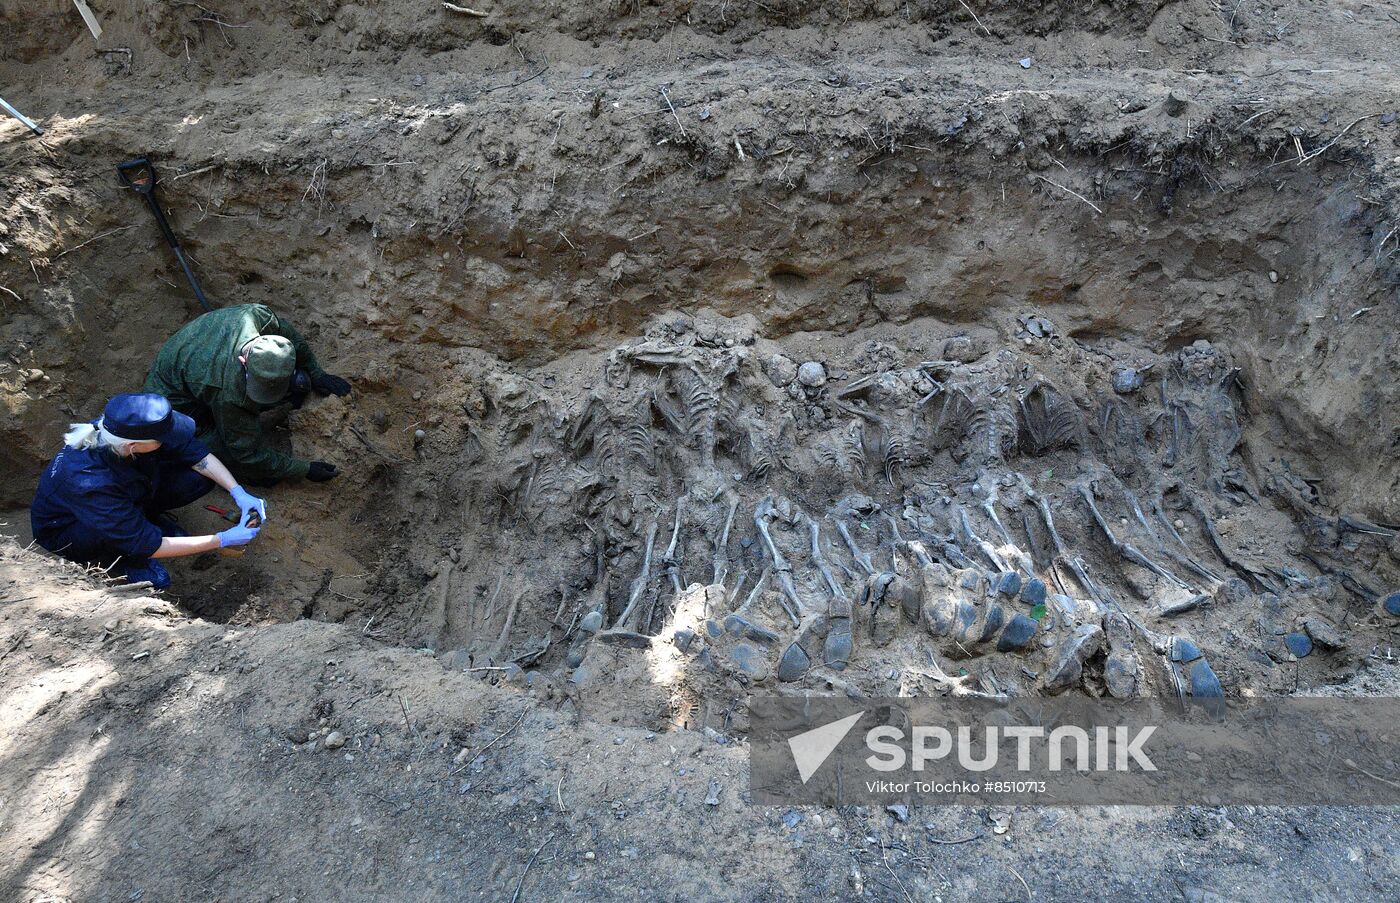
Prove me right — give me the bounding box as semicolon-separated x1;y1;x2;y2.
63;418;141;456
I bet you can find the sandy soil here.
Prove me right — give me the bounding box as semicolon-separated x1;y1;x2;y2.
2;0;1399;899
4;541;1400;902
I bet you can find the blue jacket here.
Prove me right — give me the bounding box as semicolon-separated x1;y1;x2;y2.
30;412;210;559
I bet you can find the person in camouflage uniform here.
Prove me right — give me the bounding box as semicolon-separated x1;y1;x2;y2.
145;304;350;485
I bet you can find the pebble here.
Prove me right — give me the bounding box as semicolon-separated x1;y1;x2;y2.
1382;592;1400;618
1268;271;1279;283
1174;519;1185;529
767;353;798;388
1112;367;1145;394
997;613;1039;652
1019;57;1033;68
1284;632;1313;659
705;780;722;806
324;731;346;750
584;851;596;861
414;429;426;442
886;803;909;823
797;361;827;388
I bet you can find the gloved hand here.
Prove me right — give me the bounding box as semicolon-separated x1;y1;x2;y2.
218;520;260;548
311;373;352;397
307;461;339;482
229;485;267;525
288;370;312;410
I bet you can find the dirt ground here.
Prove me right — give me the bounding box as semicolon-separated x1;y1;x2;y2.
2;0;1400;899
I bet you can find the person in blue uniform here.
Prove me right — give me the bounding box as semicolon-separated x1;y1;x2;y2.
30;393;265;589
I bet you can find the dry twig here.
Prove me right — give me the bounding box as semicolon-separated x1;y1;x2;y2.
1034;175;1103;215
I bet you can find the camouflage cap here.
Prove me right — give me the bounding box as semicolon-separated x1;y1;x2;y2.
242;335;296;404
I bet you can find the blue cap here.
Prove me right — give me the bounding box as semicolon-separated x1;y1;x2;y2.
102;393;178;442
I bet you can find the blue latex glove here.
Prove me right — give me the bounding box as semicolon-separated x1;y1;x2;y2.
229;485;267;524
219;521;260;548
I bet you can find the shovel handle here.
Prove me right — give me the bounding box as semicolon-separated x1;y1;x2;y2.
119;156;213;313
117;158;156;194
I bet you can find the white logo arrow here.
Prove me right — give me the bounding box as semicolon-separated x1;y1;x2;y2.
788;711;864;784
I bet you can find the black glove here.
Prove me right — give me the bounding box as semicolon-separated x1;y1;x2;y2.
306;461;340;482
311;373;352;397
288;370;312;410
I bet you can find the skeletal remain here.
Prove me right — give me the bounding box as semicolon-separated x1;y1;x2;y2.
1185;494;1281;594
713;496;739;585
1156;593;1210;617
616;518;659;629
804;514;846;603
661;503;684;595
754;497;804;626
735;567;771;615
490;592;522;662
1077;482;1193;591
881;428;907;486
835;519;876;577
956;506;1009;573
917;653;1008;702
973;478;1035;573
1128;490;1221;584
1018;381;1081;455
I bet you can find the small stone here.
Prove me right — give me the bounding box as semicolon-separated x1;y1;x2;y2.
782;810;802;829
1169;637;1203;663
723;613;780;645
1383;592;1400;618
1302;618;1346;650
414;429;426;441
1268;271;1279;283
584;851;596;861
1283;632;1313;659
886;803;909;823
1112;368;1145;394
942;335;983;363
767;354;798;387
705;780;722;806
994;571;1022;597
1019;57;1033;69
579;610;604;633
1188;658;1224;703
1163;93;1188;117
1045;624;1104;693
997;614;1038;652
1019;577;1046;608
797;361;827;388
728;642;770;680
1174;519;1185;529
777;642;811;681
324;731;346;749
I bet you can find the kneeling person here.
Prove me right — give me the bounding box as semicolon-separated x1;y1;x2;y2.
30;393;265;588
145;303;349;486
